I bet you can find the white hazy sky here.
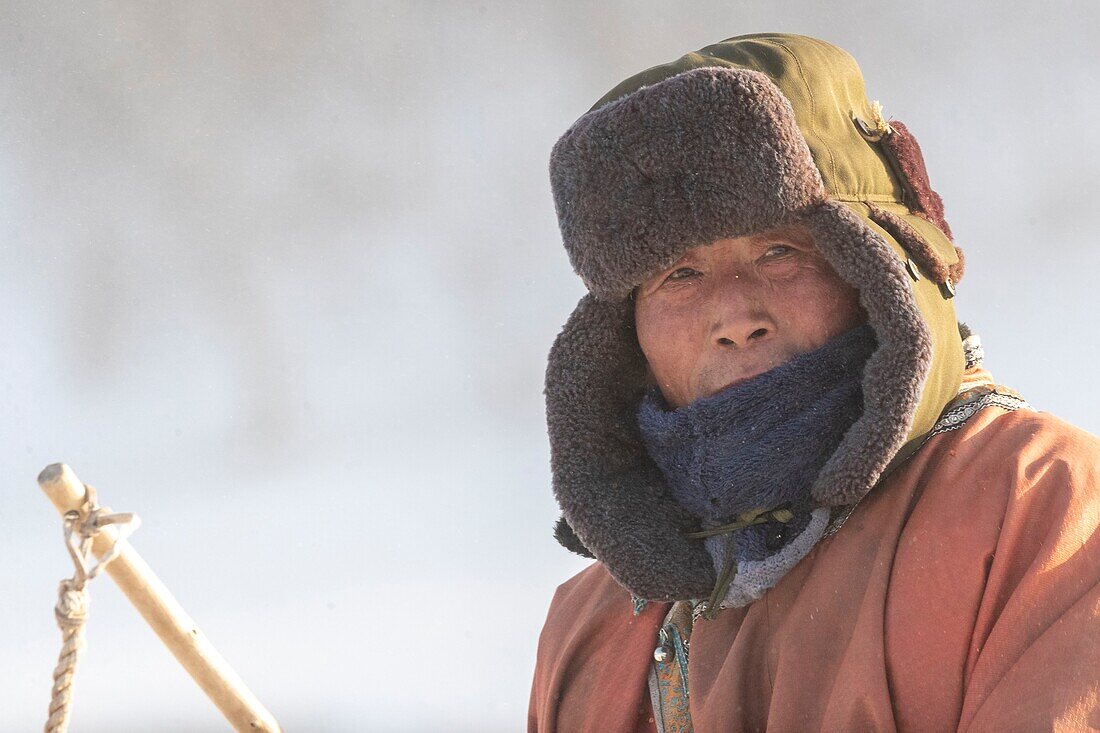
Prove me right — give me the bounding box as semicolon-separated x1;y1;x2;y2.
3;2;1098;730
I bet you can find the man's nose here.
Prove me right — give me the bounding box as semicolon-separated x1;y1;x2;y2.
708;273;776;348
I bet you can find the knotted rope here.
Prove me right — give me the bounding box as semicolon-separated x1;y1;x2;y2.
45;485;139;733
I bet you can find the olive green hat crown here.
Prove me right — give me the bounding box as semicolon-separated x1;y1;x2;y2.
551;32;963;301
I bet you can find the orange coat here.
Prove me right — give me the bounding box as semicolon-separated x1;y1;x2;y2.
529;379;1100;731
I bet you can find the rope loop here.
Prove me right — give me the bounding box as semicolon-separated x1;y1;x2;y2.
45;485;140;733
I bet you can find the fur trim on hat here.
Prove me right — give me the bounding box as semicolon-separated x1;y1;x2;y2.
799;202;932;505
549;67;826;301
546;294;716;599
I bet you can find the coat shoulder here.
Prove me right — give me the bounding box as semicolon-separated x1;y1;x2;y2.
927;406;1100;729
539;561;645;644
938;404;1100;494
913;404;1100;560
553;560;619;601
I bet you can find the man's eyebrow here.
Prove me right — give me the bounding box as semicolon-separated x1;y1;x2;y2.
661;250;699;268
752;227;813;246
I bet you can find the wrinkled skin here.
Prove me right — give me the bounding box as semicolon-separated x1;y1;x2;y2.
634;224;867;409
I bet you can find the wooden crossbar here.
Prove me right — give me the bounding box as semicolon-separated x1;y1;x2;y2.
39;463;282;733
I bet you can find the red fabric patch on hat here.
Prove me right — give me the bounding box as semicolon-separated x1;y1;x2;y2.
881;120;954;241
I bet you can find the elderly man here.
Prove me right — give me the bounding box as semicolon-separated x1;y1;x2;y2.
529;33;1100;732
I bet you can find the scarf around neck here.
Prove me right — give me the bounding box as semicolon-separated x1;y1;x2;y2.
636;323;877;611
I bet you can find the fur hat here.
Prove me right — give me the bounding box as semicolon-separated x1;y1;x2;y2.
545;33;966;601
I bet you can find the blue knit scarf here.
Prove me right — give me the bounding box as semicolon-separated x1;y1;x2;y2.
636;323;877;611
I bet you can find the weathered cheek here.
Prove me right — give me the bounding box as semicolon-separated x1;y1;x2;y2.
635;303;665;354
638;295;704;336
795;278;864;335
818;271;863;319
759;262;826;293
635;303;704;405
637;305;687;366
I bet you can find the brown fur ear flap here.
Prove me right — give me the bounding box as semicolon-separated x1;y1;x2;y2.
554;515;595;558
948;245;965;284
880;120;954;241
866;202;954;283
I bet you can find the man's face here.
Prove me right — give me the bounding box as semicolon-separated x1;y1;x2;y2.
634;224;867;409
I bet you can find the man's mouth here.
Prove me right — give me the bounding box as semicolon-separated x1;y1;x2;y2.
715;372;765;394
720;377;750;391
698;354;794;401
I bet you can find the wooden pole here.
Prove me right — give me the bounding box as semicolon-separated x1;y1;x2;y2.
38;463;282;733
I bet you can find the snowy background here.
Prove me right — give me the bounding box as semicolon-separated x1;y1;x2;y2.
3;2;1098;730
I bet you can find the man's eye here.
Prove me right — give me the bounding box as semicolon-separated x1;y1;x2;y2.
762;244;795;259
665;267;701;282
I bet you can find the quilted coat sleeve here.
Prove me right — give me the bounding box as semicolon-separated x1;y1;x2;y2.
957;411;1100;731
